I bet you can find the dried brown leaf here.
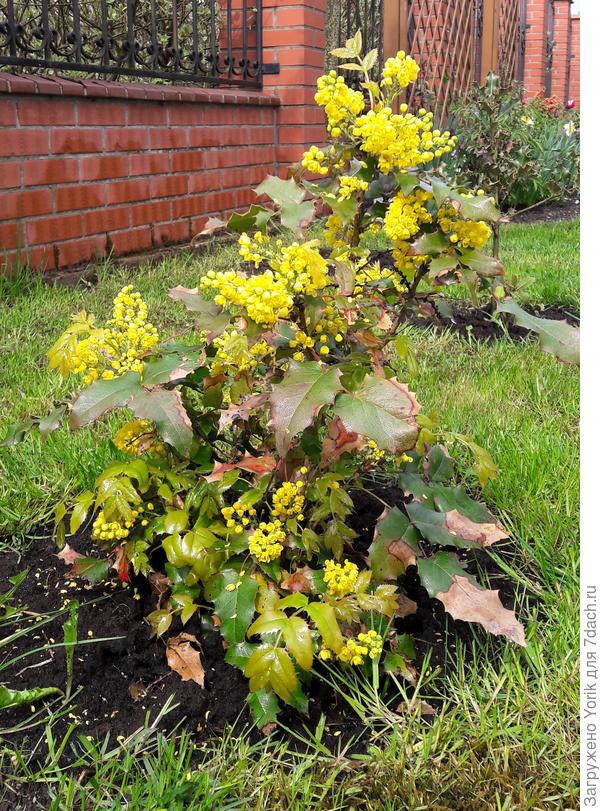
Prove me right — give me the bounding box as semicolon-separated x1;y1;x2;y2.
205;453;276;483
388;539;418;569
166;633;206;686
444;510;508;547
395;592;418;618
56;544;84;566
320;416;365;465
437;576;526;646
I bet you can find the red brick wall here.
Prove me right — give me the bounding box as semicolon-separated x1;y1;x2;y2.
523;0;580;106
0;77;279;273
0;0;327;274
523;0;550;99
568;15;580;106
550;0;571;101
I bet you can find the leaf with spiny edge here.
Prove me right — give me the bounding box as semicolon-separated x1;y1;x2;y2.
369;506;420;582
214;569;259;645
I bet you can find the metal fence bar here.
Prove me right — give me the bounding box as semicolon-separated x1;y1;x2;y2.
0;0;264;86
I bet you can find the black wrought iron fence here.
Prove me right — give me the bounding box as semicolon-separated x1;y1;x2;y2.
0;0;264;86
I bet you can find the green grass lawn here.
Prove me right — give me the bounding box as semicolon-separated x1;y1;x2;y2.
0;220;579;809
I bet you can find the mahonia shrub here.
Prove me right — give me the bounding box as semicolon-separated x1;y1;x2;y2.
21;33;539;728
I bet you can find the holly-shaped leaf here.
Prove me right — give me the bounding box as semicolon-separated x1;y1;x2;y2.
417;551;473;597
70;556;110;583
129;388;193;457
269;361;343;454
244;644;299;702
254;176;314;233
281;616;313;671
70;372;143;429
332;376;420;454
436;575;526;646
227;204;274;234
496;298;579;364
305;602;343;653
168;286;230;336
247;689;280;729
369;506;420;581
214;570;259;645
406;502;476;549
459;249;504;277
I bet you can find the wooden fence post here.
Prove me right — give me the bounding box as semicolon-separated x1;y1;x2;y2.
480;0;500;81
383;0;408;59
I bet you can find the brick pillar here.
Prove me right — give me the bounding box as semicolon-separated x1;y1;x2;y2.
551;0;572;103
523;0;550;99
262;0;327;170
568;15;579;106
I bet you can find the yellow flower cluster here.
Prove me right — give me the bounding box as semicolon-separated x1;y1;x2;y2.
275;241;329;296
353;261;406;297
248;520;286;562
323;559;359;598
352;106;455;174
391;241;428;279
272;480;305;520
314;71;365;130
364;439;385;462
92;505;146;543
70;286;159;385
239;231;270;267
222;501;257;534
324;213;345;248
338;631;383;665
200;269;292;328
383;189;432;242
113;419;165;457
381;50;419;89
301;145;328;176
289;329;316;361
338;175;369;201
438;207;492;249
210;330;274;375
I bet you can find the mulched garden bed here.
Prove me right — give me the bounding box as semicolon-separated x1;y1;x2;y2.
0;484;520;764
407;299;579;343
509;197;580;225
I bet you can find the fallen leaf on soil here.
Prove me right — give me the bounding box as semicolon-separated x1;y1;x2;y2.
444;510;508;547
395;592;418;618
396;700;436;716
437;575;526;646
129;680;146;702
56;544;84;566
261;722;278;736
166;633;206;686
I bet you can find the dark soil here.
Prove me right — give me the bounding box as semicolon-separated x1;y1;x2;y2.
509;197;580;224
407;299;579;343
0;486;521;765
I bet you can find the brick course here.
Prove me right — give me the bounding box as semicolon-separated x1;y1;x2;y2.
0;0;326;273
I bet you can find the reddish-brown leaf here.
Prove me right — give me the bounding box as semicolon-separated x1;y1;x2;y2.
395;592;418;618
111;546;130;582
320;416;365;465
437;576;526;646
205;453;276;483
444;510;508;547
166;633;206;686
56;544;84;566
281;566;314;593
218;393;269;432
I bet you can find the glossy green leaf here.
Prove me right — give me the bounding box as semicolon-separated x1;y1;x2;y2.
305;602;343;653
281;616;313;671
247;689;280;728
70;372;143;429
332;375;420;453
417;552;473;597
214;570;259;645
406;501;475;549
270;361;343;454
496;298;579;364
129;388;193;457
70;556;110;583
244;644;299;703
